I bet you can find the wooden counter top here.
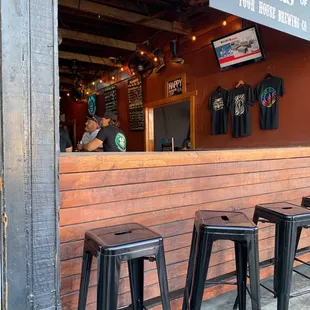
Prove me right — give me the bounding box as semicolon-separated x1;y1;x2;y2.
60;147;310;173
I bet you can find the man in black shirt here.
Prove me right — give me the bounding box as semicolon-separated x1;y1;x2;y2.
59;124;72;152
83;112;126;152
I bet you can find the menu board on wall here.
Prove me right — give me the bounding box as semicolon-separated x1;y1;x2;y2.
104;85;117;114
128;76;144;131
166;73;186;98
209;0;310;41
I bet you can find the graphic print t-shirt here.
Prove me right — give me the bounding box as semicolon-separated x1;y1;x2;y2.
208;88;229;135
96;125;126;152
255;77;284;130
229;85;255;138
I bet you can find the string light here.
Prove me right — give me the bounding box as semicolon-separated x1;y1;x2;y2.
223;20;227;26
99;79;103;83
112;76;115;80
140;51;144;55
59;96;62;100
154;57;158;62
66;93;70;97
192;34;197;42
121;67;124;72
92;81;95;85
86;91;89;95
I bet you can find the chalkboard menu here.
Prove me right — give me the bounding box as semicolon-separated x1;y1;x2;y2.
166;73;186;98
128;76;144;131
104;85;117;114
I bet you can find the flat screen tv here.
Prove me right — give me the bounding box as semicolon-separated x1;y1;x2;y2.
212;26;265;71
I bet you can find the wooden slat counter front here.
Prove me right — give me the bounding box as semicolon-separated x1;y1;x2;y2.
59;148;310;310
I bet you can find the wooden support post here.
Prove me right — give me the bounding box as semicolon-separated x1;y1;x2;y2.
0;0;60;309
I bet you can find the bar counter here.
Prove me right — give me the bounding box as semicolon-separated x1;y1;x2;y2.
59;147;310;309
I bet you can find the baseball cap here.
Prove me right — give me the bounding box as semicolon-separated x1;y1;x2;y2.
86;115;101;126
103;111;118;121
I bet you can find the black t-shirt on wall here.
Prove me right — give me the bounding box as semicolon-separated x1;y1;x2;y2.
229;84;255;138
96;125;126;152
255;76;284;130
208;87;229;135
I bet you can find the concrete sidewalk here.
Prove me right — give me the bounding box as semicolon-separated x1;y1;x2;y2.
202;265;310;309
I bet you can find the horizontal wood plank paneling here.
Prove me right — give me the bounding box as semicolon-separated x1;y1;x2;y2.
59;149;310;310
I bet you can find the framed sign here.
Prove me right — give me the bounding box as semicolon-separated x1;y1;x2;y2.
87;94;96;115
104;85;117;114
210;0;310;41
128;76;144;131
166;73;187;98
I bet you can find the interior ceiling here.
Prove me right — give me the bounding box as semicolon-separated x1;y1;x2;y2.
58;0;229;85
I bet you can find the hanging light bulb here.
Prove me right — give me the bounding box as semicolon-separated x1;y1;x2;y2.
112;76;115;80
223;20;227;26
92;81;95;85
99;79;103;83
86;91;89;95
66;93;70;97
140;51;144;56
192;34;197;42
154;57;158;62
121;67;124;72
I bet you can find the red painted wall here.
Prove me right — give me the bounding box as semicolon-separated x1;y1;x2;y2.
145;20;310;149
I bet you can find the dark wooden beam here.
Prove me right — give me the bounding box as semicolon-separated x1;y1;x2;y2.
59;51;123;66
58;0;191;34
59;28;137;51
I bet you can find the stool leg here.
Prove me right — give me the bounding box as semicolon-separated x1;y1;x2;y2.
128;257;144;310
97;254;121;310
235;241;247;310
247;233;261;310
252;209;260;225
295;226;302;255
274;223;280;297
189;233;213;310
78;250;93;310
277;222;297;310
182;225;197;310
156;245;171;310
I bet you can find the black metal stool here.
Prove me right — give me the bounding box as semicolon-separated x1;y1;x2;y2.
253;202;310;310
182;211;261;310
77;223;171;310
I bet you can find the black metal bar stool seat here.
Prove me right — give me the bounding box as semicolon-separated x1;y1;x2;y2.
182;210;261;310
77;223;171;310
253;202;310;310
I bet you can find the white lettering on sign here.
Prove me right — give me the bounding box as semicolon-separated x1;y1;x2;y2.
300;0;308;6
278;10;300;28
259;2;277;19
168;78;182;91
280;0;295;6
239;0;255;11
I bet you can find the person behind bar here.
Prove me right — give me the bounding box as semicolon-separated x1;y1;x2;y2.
59;122;72;152
77;115;102;151
83;111;126;152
